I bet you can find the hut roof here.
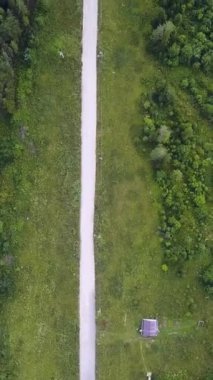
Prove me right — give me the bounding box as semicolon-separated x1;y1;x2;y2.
141;319;159;337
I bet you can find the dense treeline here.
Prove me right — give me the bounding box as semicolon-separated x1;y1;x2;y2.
0;1;37;377
135;0;213;296
138;80;210;271
0;0;36;299
0;0;32;114
150;0;213;72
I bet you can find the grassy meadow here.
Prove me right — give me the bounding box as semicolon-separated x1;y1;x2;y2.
96;1;212;379
1;1;81;378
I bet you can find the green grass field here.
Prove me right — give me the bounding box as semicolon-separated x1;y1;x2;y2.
2;1;81;378
96;1;212;379
0;0;211;378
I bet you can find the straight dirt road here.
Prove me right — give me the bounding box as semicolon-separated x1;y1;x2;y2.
80;1;98;379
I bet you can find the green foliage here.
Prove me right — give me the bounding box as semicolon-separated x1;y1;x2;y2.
151;20;176;52
139;82;210;267
201;264;213;296
150;0;213;72
161;263;168;272
0;1;37;377
98;0;212;378
150;144;168;163
158;125;171;144
0;325;14;379
0;0;81;377
160;369;188;380
0;1;32;114
0;137;14;170
152;79;174;106
180;77;213;121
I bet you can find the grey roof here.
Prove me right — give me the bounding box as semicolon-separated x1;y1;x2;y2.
141;319;159;337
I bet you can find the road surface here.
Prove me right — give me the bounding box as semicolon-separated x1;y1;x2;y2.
80;1;98;380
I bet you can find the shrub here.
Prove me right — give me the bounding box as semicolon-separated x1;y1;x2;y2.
201;264;213;295
152;80;174;106
157;125;171;144
150;21;176;52
161;264;168;272
150;145;168;162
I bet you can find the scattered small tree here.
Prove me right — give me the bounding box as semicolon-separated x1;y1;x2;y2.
150;145;167;162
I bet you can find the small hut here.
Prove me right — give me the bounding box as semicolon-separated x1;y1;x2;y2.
139;319;159;337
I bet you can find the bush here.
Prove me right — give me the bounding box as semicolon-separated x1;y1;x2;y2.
157;125;171;144
0;138;14;170
152;80;174;106
161;264;168;272
150;145;168;162
150;21;176;53
201;264;213;295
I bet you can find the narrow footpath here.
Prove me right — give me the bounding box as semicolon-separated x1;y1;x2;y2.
80;1;98;379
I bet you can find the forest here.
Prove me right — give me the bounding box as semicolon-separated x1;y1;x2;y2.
138;0;212;295
0;0;35;114
150;0;213;72
0;0;36;293
0;0;37;377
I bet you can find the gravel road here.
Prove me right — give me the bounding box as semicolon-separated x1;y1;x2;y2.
80;1;98;379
